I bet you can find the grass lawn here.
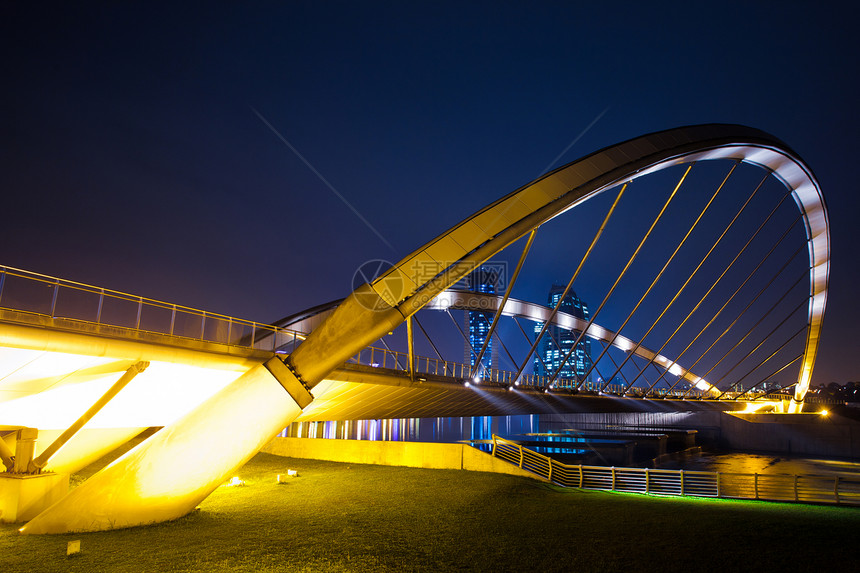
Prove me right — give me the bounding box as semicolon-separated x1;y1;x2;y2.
2;448;858;572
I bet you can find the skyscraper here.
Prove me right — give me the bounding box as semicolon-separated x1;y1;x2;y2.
464;265;500;375
533;285;592;383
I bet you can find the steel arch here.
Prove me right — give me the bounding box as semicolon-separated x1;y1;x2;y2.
426;290;715;393
288;124;828;411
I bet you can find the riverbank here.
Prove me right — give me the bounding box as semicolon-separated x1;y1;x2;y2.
2;449;859;572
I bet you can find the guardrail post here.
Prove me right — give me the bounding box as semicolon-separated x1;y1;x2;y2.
611;467;616;491
227;318;232;345
645;468;649;494
579;465;584;488
794;475;799;502
0;269;5;305
200;311;206;340
754;473;758;499
716;472;721;498
250;324;256;348
680;469;685;496
548;459;553;482
518;445;524;468
169;305;176;335
135;297;143;330
835;476;840;504
491;435;496;457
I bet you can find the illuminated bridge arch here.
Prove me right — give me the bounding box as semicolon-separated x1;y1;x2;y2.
425;290;713;393
288;124;829;411
20;124;829;534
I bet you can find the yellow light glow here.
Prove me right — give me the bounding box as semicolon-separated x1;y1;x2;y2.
224;476;245;487
738;401;781;414
820;410;828;416
20;363;304;534
0;360;240;429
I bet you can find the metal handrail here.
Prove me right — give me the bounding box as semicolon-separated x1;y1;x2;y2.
490;435;859;506
348;345;714;398
0;265;305;352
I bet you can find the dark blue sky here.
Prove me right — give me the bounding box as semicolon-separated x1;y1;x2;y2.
2;2;858;382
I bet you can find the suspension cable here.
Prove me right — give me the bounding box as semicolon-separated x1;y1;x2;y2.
512;316;552;386
562;165;694;391
378;336;405;370
445;308;479;376
615;167;770;395
749;356;804;401
471;229;537;377
585;163;738;391
678;271;807;398
734;345;805;401
642;202;801;395
512;183;628;382
413;315;445;361
713;302;808;397
597;339;632;389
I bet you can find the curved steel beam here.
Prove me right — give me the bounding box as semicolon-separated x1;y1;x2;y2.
287;124;828;411
426;290;714;392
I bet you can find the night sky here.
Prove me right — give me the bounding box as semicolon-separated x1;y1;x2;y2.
2;3;858;383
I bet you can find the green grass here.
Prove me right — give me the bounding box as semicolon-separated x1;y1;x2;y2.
2;450;859;572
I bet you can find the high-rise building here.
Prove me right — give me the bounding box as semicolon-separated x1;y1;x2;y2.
464;265;500;375
533;285;592;382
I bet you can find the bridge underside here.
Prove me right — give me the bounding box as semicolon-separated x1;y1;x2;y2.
306;363;739;420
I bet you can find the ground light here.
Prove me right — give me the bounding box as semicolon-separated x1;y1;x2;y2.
276;470;298;483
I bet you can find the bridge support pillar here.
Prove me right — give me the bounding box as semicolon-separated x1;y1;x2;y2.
406;316;415;381
20;361;312;534
0;472;69;523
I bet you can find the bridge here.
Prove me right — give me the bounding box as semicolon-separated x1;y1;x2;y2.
0;124;829;533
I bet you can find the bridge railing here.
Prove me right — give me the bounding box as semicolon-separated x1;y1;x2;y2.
0;266;304;352
490;435;860;505
347;345;716;398
349;345;670;394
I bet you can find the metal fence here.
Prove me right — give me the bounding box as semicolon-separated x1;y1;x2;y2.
348;345;599;388
491;435;860;506
348;345;708;396
0;265;304;352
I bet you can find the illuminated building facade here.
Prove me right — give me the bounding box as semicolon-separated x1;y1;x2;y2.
533;285;592;382
464;265;501;373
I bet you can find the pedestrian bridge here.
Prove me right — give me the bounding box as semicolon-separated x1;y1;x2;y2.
0;265;732;474
1;124;830;533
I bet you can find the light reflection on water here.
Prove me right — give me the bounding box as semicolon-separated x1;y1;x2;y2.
282;414;544;443
658;452;860;477
280;414;857;476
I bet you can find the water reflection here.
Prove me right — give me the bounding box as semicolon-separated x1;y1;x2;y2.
281;415;542;443
658;452;860;478
279;414;858;476
282;415;640;466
